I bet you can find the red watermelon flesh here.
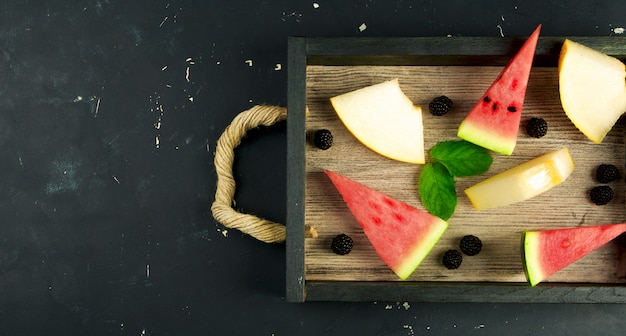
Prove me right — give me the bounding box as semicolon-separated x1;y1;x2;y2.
523;223;626;287
457;24;542;155
325;170;449;280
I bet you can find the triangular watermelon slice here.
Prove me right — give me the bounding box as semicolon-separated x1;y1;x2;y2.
325;170;449;280
523;222;626;286
457;24;542;155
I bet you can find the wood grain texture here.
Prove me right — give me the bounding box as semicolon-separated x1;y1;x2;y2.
303;65;626;285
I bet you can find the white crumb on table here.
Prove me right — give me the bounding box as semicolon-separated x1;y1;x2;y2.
613;27;625;34
358;22;367;32
159;16;168;27
92;96;100;118
313;2;319;8
245;59;253;66
218;228;228;237
94;97;101;117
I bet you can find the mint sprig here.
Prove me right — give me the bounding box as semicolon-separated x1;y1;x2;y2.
419;140;492;220
419;162;457;221
430;140;493;177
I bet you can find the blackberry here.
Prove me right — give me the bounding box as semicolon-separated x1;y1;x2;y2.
596;164;620;183
525;117;548;138
442;249;463;269
589;185;613;205
331;233;354;255
459;235;482;256
428;96;453;116
313;129;333;150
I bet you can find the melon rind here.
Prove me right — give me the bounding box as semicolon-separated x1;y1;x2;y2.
558;39;626;144
324;170;449;280
522;231;544;287
457;119;515;156
393;218;449;280
330;79;425;164
457;25;541;156
522;223;626;287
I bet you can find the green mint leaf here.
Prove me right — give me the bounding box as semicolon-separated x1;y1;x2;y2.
419;162;457;221
430;140;493;177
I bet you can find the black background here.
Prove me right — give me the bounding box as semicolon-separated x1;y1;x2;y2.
1;0;626;335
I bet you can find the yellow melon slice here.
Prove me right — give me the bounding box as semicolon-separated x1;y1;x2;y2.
330;79;424;164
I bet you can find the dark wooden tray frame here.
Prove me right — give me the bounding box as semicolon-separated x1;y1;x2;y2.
286;35;626;303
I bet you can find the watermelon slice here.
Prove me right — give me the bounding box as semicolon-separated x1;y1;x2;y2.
325;170;449;280
523;223;626;286
457;24;542;155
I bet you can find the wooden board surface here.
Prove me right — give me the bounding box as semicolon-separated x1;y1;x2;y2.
304;65;626;284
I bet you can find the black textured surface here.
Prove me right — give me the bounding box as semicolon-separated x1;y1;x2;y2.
1;0;626;334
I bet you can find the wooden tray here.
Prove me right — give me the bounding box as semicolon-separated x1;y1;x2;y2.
285;36;626;302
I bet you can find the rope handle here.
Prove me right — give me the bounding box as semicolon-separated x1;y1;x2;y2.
211;105;317;243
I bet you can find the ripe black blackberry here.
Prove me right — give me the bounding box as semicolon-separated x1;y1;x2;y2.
596;164;620;183
428;95;453;116
589;185;614;205
459;235;482;256
313;129;333;150
442;249;463;269
525;117;548;138
331;233;354;255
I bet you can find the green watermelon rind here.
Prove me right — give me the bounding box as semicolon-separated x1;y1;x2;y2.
325;169;450;280
522;224;626;287
457;119;516;156
522;231;543;287
393;218;449;280
457;24;541;156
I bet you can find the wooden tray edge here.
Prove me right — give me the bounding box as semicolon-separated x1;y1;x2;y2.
285;35;626;303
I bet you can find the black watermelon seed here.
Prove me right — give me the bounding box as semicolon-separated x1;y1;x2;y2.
507;106;517;112
483;96;491;103
492;103;497;111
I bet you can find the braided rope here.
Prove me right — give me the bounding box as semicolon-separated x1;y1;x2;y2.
211;105;288;243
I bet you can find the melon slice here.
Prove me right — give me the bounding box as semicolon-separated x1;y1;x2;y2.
523;223;626;286
558;39;626;143
330;79;425;164
457;24;542;155
464;148;574;210
325;170;449;280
